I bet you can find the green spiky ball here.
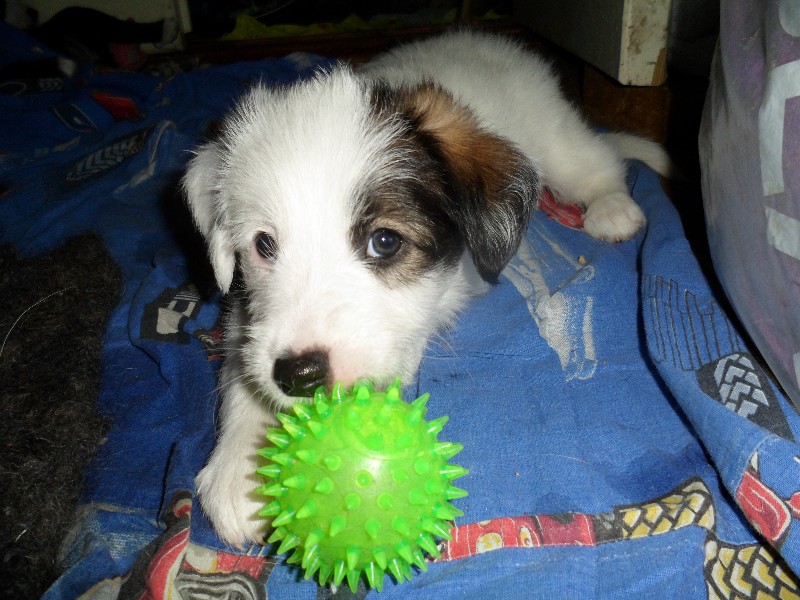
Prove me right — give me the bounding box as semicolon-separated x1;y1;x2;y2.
255;380;468;593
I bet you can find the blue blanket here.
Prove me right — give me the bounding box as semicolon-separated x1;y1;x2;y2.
2;23;799;599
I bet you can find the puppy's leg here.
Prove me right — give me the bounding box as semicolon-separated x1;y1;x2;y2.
196;366;275;548
581;188;646;242
541;118;645;242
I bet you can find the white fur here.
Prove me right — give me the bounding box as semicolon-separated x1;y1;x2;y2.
361;31;669;240
184;30;669;547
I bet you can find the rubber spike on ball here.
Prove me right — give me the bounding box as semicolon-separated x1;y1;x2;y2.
293;402;314;422
256;382;468;591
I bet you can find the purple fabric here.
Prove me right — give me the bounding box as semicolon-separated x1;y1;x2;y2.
700;0;800;409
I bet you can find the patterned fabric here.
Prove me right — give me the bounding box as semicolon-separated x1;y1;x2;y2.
700;0;800;409
437;478;800;599
1;21;799;600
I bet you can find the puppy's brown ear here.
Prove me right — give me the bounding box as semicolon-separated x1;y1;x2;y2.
183;141;236;293
396;84;541;282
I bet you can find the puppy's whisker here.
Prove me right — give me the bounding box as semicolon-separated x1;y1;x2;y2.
423;332;459;358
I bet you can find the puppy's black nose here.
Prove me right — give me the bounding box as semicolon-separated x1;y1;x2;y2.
273;350;330;397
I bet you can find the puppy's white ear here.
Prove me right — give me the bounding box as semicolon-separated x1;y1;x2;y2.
183;142;236;293
393;85;541;283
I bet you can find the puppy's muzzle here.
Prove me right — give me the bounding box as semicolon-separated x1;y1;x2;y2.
273;349;329;397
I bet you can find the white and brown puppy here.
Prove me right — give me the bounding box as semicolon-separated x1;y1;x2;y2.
183;30;670;546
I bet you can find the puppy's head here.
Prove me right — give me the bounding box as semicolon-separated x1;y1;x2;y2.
183;66;540;408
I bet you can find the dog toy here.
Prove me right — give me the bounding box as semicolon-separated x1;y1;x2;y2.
256;380;468;592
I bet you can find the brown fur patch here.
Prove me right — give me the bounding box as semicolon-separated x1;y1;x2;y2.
379;83;541;282
400;85;521;203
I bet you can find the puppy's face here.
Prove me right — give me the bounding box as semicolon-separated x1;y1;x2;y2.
184;67;539;408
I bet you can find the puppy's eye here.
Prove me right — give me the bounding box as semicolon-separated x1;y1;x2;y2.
254;232;278;261
367;229;402;259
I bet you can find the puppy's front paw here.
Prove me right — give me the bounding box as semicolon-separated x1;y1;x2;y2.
582;192;645;242
196;453;268;548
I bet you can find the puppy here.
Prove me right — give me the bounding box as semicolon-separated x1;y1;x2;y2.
183;30;670;547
